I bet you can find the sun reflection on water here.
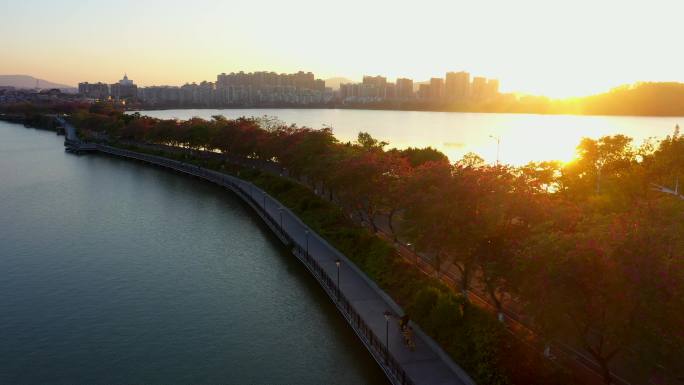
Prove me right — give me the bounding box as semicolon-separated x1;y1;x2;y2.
134;109;682;166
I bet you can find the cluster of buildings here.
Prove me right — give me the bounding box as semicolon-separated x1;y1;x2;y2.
79;72;333;107
339;72;499;104
75;70;500;108
78;74;138;101
0;86;79;105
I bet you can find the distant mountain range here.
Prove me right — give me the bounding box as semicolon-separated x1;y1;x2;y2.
0;75;75;91
324;77;354;90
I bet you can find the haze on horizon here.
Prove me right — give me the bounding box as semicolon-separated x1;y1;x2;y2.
1;0;683;98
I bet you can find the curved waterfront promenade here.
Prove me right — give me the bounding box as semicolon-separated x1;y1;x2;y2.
65;139;474;385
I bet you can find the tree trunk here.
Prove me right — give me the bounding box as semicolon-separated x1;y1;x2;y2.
460;265;471;300
388;208;398;241
587;345;615;385
485;280;504;321
368;214;378;233
599;360;612;385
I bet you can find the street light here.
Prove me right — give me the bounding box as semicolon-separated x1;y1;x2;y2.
407;242;418;265
383;310;392;360
335;259;341;300
305;230;310;256
489;134;501;166
278;207;284;232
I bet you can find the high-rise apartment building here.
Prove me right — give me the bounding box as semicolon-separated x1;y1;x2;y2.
213;71;329;105
362;75;387;88
417;84;431;99
138;86;181;106
396;78;414;99
78;82;110;100
470;76;487;101
485;79;500;100
429;78;444;100
445;71;470;101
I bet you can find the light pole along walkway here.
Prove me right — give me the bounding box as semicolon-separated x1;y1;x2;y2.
89;144;475;385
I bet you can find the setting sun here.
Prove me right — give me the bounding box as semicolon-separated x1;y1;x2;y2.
2;0;684;98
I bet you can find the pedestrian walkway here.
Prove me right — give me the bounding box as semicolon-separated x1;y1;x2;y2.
90;144;475;385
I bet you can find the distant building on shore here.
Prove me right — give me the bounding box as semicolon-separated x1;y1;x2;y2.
445;71;470;102
396;78;414;99
0;87;83;105
414;72;499;104
429;78;444;100
485;79;500;100
212;71;330;106
75;69;500;108
110;74;138;100
469;77;499;102
138;85;181;106
338;70;498;105
78;82;109;100
417;83;430;99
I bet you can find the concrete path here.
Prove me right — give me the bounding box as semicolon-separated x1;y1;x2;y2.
236;179;474;385
54;116;78;141
89;144;476;385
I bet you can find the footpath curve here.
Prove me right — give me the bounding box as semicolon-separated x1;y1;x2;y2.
80;143;475;385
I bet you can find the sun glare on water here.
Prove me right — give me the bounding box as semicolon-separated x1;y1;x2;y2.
430;114;678;167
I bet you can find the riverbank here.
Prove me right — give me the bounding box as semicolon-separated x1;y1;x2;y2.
126;108;682;166
129;104;684;118
0;120;390;385
59;108;582;384
94;138;578;385
0;112;61;131
14;108;679;384
73;142;475;385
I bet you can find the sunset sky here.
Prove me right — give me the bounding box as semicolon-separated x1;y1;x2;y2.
1;0;683;97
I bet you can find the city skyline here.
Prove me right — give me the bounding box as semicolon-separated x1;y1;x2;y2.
3;0;684;98
74;70;501;108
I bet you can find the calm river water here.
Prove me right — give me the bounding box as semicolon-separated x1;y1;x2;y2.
0;121;388;384
136;108;684;165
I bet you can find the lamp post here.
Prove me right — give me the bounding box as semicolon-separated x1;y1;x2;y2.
335;259;341;300
407;242;418;265
278;207;284;232
489;134;501;166
383;310;391;360
305;230;310;256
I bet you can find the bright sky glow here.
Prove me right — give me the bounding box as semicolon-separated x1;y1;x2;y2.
1;0;683;97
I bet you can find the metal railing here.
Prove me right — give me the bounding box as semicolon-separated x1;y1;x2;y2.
94;144;416;385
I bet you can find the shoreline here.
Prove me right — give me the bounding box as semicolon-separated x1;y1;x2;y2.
126;106;684;119
63;140;475;385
